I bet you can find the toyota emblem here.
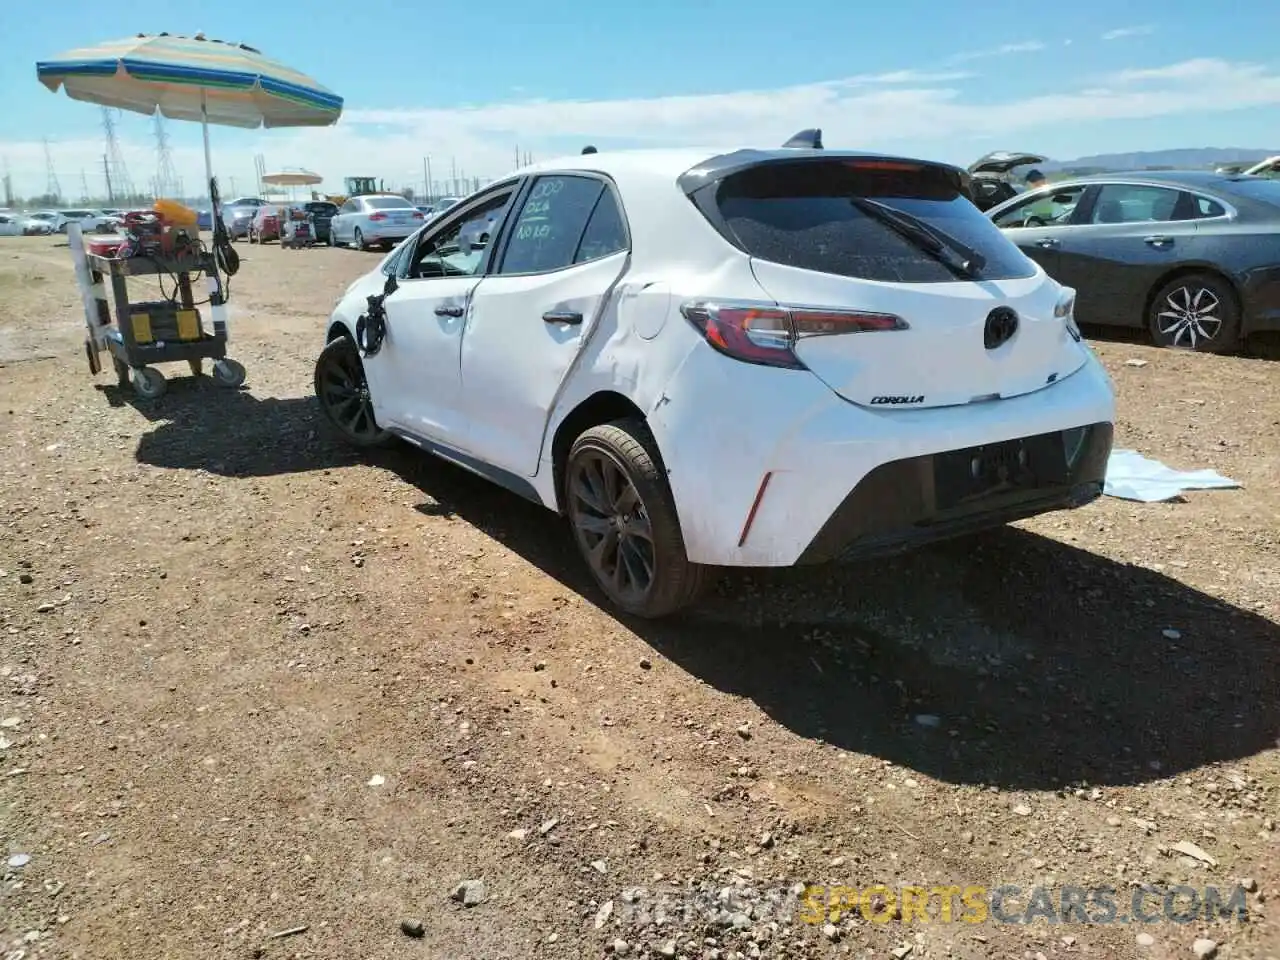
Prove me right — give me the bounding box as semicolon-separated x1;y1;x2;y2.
984;307;1019;349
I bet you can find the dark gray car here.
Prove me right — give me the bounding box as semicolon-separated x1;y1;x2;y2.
986;170;1280;353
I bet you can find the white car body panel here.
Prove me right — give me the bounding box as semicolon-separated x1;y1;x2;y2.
461;250;629;475
366;275;481;445
323;146;1116;570
749;260;1088;409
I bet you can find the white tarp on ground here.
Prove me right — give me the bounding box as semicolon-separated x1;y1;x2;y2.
1104;449;1242;503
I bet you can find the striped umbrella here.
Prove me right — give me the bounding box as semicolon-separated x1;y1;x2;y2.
36;32;342;196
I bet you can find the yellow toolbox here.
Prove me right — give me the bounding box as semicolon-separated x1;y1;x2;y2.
127;301;202;344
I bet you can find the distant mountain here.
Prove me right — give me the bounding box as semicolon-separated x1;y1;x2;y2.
1045;147;1280;174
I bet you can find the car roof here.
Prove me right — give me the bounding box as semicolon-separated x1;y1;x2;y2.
516;145;968;186
1050;170;1248;189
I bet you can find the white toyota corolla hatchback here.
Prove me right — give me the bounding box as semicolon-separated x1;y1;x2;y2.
315;133;1116;618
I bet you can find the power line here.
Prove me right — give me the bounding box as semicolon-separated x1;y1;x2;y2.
42;138;62;202
153;111;182;198
102;107;135;201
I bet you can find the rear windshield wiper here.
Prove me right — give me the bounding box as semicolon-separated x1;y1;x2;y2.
849;196;987;277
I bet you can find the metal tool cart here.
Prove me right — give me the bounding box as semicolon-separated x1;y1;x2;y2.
70;216;245;400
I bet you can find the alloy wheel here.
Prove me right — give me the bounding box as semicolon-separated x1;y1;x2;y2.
1155;285;1222;349
568;450;656;605
316;343;381;442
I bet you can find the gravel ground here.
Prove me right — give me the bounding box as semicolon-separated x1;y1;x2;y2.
1;234;1277;960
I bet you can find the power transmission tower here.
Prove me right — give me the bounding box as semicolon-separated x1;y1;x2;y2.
80;169;91;203
254;154;266;196
2;158;13;207
42;138;62;202
101;107;135;202
153;111;182;198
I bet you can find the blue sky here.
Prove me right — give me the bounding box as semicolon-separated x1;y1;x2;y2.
2;0;1279;201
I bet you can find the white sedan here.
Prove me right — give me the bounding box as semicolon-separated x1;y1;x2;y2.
313;134;1116;617
329;194;424;251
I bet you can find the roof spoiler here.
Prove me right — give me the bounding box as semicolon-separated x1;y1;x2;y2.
781;128;823;150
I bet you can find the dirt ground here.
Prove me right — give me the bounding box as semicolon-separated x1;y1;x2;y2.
1;233;1277;960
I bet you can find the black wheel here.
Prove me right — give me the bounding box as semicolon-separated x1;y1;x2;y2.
565;419;708;618
314;337;392;448
212;358;246;388
131;366;166;400
354;227;367;251
1148;273;1241;353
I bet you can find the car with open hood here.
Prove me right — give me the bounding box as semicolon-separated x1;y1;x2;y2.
967;151;1049;211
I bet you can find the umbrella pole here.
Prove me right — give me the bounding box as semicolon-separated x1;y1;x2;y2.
200;91;229;343
201;92;214;198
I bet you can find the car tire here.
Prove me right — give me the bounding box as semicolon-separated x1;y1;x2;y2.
313;336;393;449
565;419;709;619
1147;272;1241;353
354;228;367;251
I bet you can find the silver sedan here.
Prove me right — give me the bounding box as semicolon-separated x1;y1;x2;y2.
329;195;424;251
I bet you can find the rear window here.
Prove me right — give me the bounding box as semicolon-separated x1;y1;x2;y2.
306;202;337;215
366;197;412;209
1219;177;1280;207
709;160;1036;283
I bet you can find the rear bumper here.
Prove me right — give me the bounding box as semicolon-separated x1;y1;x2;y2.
363;226;415;241
796;422;1112;564
650;343;1116;567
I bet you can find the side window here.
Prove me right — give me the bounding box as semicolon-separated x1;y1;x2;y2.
991;185;1087;228
574;188;628;264
497;175;606;275
1090;184;1181;224
340;201;357;214
1192;195;1226;219
406;190;514;279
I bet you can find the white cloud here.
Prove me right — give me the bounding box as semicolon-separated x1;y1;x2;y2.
4;57;1279;202
1102;25;1156;41
947;40;1047;63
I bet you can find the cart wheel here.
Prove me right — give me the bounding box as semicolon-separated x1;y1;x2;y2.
113;357;130;387
188;359;204;376
132;367;167;400
212;358;247;388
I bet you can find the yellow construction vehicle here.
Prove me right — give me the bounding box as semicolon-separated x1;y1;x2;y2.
324;176;387;207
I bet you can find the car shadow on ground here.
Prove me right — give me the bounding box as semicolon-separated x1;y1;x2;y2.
389;453;1280;793
130;392;1280;792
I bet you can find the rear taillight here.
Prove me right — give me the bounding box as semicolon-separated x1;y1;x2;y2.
368;212;387;221
679;300;907;369
412;211;424;219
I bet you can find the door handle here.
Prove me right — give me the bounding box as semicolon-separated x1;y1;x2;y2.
1144;236;1174;248
543;310;583;325
1035;238;1060;249
434;304;464;317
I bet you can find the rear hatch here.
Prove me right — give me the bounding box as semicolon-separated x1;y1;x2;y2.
697;156;1087;409
967;150;1048;175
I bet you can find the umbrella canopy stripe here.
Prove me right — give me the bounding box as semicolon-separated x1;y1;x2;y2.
36;34;342;116
36;31;343;216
